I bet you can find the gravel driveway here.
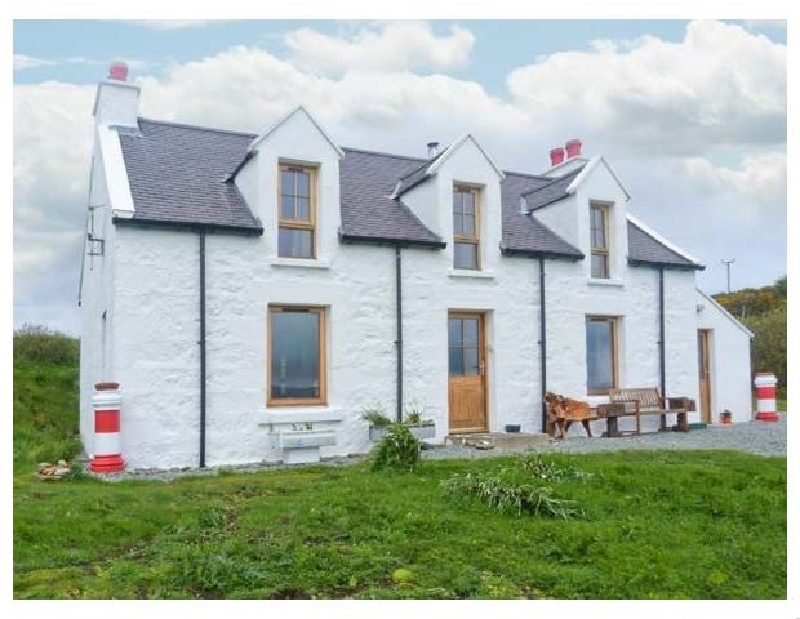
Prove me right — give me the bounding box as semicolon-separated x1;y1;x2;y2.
423;414;787;460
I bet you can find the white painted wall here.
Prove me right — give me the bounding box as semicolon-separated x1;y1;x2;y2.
84;105;732;467
696;289;753;423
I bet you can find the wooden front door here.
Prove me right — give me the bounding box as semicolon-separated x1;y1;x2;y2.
448;312;487;433
698;330;712;423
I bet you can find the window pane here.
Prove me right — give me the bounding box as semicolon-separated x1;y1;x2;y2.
591;207;601;229
462;191;475;217
463;346;479;375
452;191;461;212
449;346;464;375
296;197;310;221
591;253;608;279
281;195;295;220
462;318;478;346
278;227;313;258
271;310;320;399
462;213;475;237
587;319;614;392
281;170;294;195
296;171;310;197
453;212;464;236
454;242;478;270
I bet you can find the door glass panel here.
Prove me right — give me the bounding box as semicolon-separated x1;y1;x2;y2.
463;347;479;375
448;318;462;344
271;310;320;399
449;346;463;375
586;319;614;392
462;318;478;346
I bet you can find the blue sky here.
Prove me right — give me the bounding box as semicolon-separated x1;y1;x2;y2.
13;19;787;333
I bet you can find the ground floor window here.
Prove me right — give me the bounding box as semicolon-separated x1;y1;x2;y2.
586;316;618;395
268;305;327;406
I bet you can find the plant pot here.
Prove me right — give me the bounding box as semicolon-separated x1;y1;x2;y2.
720;412;732;425
504;424;521;433
368;426;388;442
408;423;436;440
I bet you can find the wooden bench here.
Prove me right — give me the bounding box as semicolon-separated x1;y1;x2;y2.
597;388;695;437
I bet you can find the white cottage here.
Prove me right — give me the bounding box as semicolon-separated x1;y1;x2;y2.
79;63;754;469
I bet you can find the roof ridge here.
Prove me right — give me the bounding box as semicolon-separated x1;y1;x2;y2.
138;117;258;138
341;146;428;163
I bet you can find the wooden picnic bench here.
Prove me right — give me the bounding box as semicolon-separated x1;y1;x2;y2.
596;387;695;437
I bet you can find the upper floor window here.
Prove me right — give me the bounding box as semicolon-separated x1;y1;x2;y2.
453;185;481;270
590;202;610;279
279;164;317;259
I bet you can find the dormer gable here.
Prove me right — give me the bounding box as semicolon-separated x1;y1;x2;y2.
232;106;343;261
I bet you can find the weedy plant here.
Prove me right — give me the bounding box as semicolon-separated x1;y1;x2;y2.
520;454;594;483
361;406;393;429
441;472;585;519
371;424;421;472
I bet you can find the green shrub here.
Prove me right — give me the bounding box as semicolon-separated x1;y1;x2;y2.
520;454;594;483
361;406;393;429
442;472;584;519
371;424;420;472
13;324;79;366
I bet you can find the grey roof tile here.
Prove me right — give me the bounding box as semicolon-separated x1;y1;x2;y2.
119;119;262;231
627;220;703;270
522;167;583;211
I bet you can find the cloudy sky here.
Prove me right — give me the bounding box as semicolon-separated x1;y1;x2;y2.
13;19;787;335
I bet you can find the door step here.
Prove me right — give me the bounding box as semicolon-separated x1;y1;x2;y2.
446;432;549;450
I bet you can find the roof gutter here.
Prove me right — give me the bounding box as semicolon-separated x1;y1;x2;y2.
112;216;264;236
199;230;207;468
628;258;704;271
539;257;548;433
339;232;446;250
658;266;667;401
501;246;584;261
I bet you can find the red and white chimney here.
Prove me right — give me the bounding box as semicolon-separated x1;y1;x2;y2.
93;60;140;128
549;147;565;167
544;137;586;177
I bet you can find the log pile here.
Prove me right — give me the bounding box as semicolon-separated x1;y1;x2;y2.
36;460;71;479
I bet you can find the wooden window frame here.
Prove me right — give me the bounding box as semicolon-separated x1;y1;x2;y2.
278;163;318;259
453;184;481;271
586;315;619;396
590;202;611;279
267;305;327;407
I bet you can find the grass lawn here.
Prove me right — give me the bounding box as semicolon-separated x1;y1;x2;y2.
13;356;787;600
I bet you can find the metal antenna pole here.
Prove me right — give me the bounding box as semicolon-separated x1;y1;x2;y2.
721;258;735;293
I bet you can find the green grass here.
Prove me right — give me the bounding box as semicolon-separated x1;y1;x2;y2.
13;338;787;600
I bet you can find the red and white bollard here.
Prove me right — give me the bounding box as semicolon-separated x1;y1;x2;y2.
90;382;125;473
754;373;780;422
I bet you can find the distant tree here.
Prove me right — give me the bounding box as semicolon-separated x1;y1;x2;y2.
743;307;787;391
774;275;787;300
713;286;785;319
13;324;79;366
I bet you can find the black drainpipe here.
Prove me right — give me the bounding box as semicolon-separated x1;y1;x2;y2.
658;266;666;399
199;230;207;468
539;258;548;433
395;246;403;422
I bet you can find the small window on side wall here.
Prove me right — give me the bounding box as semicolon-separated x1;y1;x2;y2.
278;164;316;259
268;306;327;406
453;185;481;270
590;203;610;279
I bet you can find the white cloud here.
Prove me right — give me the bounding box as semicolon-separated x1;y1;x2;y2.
14;54;57;71
283;21;475;74
507;20;786;156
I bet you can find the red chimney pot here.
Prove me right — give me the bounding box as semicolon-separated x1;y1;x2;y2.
549;147;566;167
108;61;129;81
565;138;582;159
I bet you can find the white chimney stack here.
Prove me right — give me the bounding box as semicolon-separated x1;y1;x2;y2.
92;60;140;128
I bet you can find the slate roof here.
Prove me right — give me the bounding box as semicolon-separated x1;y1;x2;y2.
118;119;262;232
522;167;583;211
627;220;703;270
114;117;699;267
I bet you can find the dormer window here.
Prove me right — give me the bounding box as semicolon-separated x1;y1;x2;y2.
453;184;481;270
590;202;610;279
279;163;317;259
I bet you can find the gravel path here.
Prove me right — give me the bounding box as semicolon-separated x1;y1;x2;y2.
423;415;787;460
